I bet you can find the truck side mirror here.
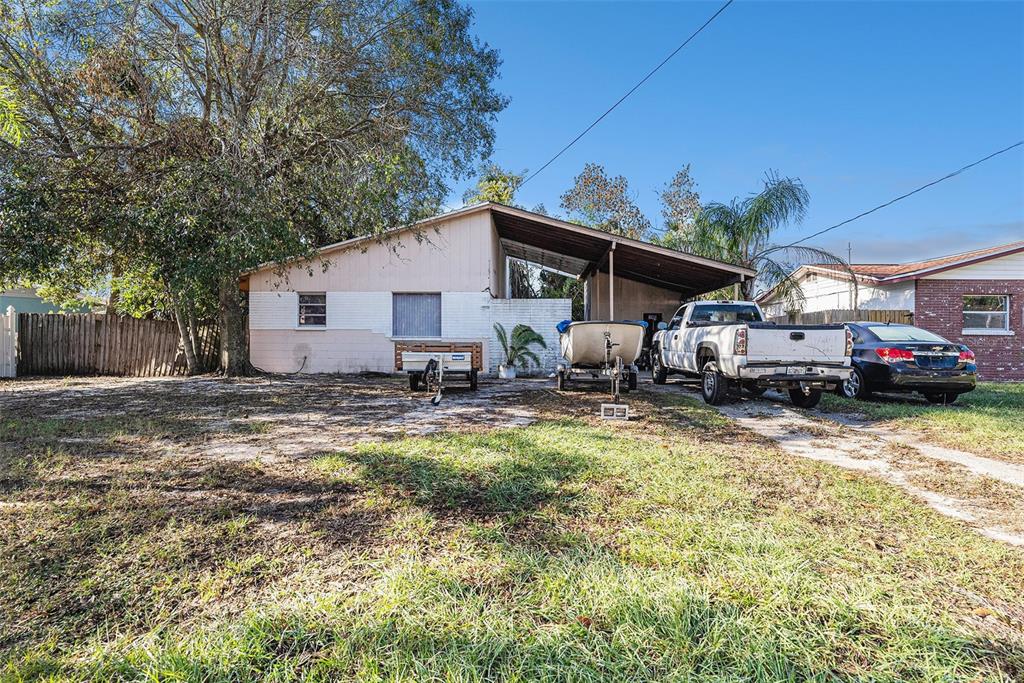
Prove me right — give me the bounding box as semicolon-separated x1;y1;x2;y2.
657;322;668;331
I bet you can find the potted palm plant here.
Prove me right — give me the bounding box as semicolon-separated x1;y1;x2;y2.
494;323;547;379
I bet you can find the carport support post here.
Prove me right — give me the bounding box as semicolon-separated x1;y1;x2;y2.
608;242;616;319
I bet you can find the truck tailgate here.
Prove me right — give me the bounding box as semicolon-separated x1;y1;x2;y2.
746;324;848;363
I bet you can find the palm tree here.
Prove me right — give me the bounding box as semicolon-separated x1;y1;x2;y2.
494;323;547;370
686;173;852;308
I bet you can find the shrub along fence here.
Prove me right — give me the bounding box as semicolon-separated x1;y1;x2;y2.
769;309;914;325
15;313;219;377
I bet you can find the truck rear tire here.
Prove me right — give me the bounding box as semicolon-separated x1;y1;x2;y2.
651;347;668;385
469;370;478;391
789;388;822;409
701;361;729;405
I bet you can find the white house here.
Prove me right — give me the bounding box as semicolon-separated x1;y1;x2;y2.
240;203;755;374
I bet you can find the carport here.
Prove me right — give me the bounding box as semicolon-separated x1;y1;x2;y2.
487;203;756;318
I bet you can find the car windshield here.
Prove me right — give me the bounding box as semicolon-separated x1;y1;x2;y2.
867;325;947;343
690;304;763;323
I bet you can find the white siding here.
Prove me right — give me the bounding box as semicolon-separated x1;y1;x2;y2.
327;292;391;333
762;273;914;315
250;291;297;329
922;251;1024;280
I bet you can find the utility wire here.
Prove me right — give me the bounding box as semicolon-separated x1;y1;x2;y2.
781;140;1024;250
519;0;735;188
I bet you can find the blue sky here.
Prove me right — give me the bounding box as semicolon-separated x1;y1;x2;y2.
454;0;1024;263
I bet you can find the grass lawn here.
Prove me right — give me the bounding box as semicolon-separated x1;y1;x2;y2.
819;382;1024;463
1;379;1022;681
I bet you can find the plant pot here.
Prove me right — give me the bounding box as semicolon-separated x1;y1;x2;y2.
498;364;517;380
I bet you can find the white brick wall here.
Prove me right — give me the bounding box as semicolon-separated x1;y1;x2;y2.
488;299;569;373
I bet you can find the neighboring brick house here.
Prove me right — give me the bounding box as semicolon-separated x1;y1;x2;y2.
758;241;1024;380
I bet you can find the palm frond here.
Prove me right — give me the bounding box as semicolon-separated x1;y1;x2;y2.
516;349;541;369
743;173;809;235
511;323;547;349
493;322;510;359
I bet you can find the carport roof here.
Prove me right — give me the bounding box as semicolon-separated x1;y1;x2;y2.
487;204;755;294
244;203;755;295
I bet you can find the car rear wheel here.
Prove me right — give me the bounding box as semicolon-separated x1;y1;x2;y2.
701;361;729;405
789;388;823;409
651;347;667;385
839;367;871;400
924;392;958;405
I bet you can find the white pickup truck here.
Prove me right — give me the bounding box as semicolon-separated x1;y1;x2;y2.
651;300;852;408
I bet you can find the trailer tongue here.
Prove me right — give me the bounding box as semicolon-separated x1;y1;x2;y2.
396;342;482;405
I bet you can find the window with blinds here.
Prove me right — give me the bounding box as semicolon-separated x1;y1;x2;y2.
392;293;441;337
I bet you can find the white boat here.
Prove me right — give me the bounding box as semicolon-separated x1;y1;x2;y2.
559;320;646;368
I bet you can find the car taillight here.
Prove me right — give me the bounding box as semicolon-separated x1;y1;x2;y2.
958;348;975;363
734;327;747;355
845;327;853;357
875;347;914;364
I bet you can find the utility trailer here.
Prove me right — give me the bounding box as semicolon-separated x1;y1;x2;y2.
395;341;482;405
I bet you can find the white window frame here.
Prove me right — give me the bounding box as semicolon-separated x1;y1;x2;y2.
297;292;327;328
962;294;1011;336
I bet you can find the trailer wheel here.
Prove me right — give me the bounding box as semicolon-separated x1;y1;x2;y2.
469;370;479;391
628;370;638;391
700;361;729;406
556;370;566;391
409;373;421;391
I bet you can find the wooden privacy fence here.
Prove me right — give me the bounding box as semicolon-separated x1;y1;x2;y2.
770;309;914;325
16;313;219;377
1;306;16;378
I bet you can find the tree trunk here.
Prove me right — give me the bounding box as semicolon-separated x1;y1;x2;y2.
218;277;249;376
170;296;199;375
108;262;123;313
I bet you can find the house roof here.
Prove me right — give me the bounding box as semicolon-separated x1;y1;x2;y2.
756;240;1024;304
244;202;756;296
807;240;1024;281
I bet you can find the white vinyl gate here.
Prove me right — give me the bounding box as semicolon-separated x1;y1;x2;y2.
1;306;16;378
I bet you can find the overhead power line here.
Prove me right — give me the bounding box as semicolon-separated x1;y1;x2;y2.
519;0;735;189
784;140;1024;249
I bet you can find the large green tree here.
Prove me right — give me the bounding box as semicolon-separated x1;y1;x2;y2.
686;172;849;303
0;0;505;374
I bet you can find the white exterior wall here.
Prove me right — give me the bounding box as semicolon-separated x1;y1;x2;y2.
248;291;569;374
762;273;915;317
921;251;1024;279
246;211;570;375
